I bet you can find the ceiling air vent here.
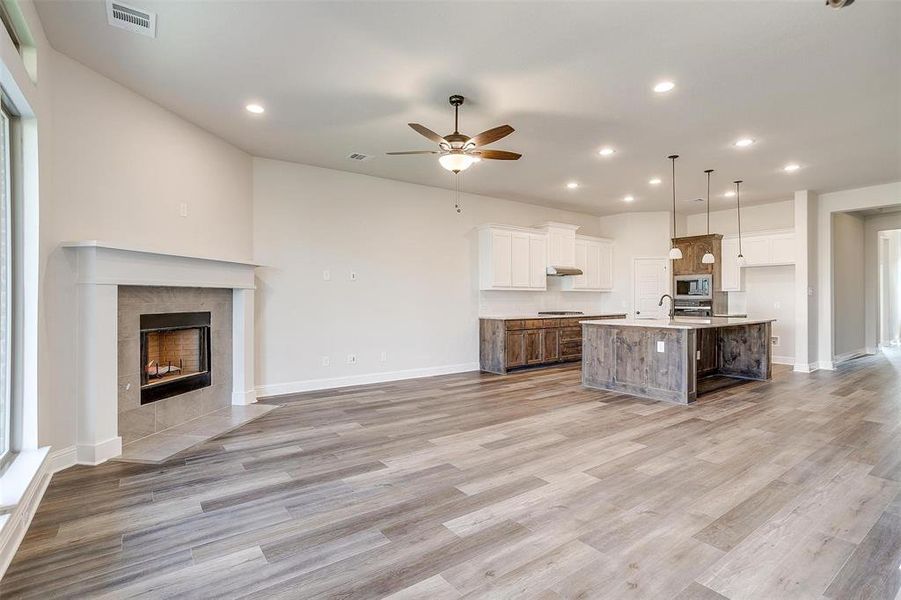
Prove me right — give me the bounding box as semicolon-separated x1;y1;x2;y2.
347;153;371;161
107;1;156;38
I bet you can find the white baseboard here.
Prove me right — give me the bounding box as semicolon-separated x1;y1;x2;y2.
772;355;794;366
817;360;835;371
48;446;77;473
257;362;481;397
76;436;122;466
833;348;870;366
793;361;819;373
232;389;258;405
0;448;51;580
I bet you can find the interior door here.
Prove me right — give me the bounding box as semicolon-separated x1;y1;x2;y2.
633;258;669;319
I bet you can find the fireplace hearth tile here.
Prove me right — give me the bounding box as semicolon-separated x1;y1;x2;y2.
117;404;278;464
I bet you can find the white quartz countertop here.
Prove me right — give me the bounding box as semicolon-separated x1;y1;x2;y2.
480;313;627;320
580;317;776;330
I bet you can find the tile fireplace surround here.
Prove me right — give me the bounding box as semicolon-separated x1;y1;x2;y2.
63;241;258;465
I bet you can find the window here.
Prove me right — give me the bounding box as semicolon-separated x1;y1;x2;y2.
0;102;11;463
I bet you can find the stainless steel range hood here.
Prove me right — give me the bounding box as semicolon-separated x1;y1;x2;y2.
546;266;583;276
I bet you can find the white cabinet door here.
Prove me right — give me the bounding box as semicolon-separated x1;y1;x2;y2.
597;241;614;291
770;233;795;264
548;229;576;266
529;234;547;289
510;232;531;287
586;242;602;289
571;239;588;289
720;237;742;291
742;236;770;266
490;230;512;288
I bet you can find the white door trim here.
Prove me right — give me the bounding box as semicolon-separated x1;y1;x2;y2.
632;257;670;319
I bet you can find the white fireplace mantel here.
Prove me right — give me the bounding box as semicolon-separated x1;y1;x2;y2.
63;241;260;465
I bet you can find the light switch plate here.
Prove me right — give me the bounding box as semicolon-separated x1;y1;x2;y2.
321;356;330;367
323;270;331;281
347;354;357;365
350;271;358;281
657;340;665;353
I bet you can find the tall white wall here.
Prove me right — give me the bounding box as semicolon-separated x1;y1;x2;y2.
831;212;866;357
685;199;794;236
251;158;603;394
37;51;253;450
596;212;673;316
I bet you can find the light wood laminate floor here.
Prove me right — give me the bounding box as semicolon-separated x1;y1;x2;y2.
4;351;901;599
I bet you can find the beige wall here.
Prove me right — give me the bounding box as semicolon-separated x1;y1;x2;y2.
685;199;794;236
831;212;866;357
864;213;901;349
252;158;603;393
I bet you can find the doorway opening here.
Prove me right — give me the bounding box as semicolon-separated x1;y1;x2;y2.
878;229;901;348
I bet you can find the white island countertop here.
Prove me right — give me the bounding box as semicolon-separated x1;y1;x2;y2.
580;317;776;330
480;313;627;320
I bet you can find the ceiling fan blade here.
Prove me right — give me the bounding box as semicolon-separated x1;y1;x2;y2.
386;150;439;155
474;149;521;160
408;123;448;145
469;125;514;147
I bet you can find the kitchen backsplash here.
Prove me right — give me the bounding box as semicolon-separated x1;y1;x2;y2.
478;276;606;316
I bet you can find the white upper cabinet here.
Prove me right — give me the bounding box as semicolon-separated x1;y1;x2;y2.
720;229;795;291
720;236;742;291
479;226;547;291
541;222;580;267
564;236;614;292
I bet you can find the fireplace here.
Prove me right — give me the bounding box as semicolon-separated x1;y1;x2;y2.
140;311;212;404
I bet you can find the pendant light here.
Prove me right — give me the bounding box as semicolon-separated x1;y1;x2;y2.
667;155;682;260
734;180;746;266
701;169;716;264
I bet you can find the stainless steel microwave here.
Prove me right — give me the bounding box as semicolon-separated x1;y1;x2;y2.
674;274;713;300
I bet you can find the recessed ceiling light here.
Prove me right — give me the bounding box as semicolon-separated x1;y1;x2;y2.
245;103;265;114
783;163;800;172
724;190;736;197
623;195;635;202
566;182;579;189
653;81;675;93
733;138;755;148
648;177;662;185
598;147;615;156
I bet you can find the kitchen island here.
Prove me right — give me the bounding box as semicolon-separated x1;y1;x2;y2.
581;317;774;403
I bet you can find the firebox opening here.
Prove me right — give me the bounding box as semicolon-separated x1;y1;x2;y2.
140;312;211;404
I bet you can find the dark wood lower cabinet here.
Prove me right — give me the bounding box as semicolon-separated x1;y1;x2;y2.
480;315;626;374
697;328;718;376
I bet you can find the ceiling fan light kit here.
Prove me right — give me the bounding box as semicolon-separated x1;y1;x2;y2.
388;95;521;174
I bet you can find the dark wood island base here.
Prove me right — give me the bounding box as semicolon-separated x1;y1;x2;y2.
581;318;774;404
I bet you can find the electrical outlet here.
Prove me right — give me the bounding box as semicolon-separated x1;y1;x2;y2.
347;354;357;365
380;352;387;362
696;350;701;360
771;336;780;347
321;356;330;367
179;202;188;217
774;301;781;310
657;340;665;353
322;270;331;281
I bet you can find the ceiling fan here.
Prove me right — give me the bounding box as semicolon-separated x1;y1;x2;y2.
387;95;521;173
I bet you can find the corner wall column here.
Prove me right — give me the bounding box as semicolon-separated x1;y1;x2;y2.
74;266;122;464
232;288;257;405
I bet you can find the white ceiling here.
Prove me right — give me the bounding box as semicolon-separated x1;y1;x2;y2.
35;1;901;216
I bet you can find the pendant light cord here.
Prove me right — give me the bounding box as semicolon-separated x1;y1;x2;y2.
735;180;743;254
669;155;679;240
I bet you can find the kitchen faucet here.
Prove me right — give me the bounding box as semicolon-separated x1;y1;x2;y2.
658;294;675;319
